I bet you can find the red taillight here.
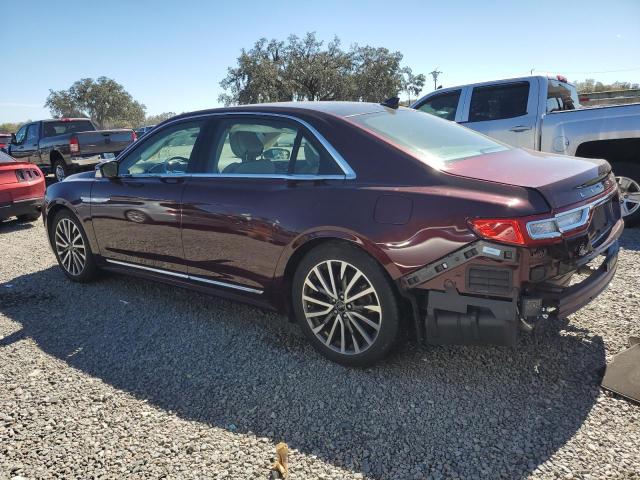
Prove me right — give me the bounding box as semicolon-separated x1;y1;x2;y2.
470;219;526;246
131;130;137;142
69;136;79;154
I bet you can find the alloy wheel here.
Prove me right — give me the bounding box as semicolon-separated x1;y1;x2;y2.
302;260;382;355
616;176;640;217
55;164;66;182
55;218;86;275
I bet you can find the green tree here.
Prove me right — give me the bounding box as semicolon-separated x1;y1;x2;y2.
401;67;426;104
575;78;640;93
349;45;405;102
0;122;26;134
144;112;177;126
219;33;423;105
45;77;146;128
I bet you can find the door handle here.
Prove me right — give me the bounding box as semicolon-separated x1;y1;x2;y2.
509;125;532;132
160;177;184;184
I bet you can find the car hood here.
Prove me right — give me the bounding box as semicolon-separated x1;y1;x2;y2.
441;148;613;209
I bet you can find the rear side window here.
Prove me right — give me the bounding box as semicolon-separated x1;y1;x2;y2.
469;82;530;122
207;119;342;176
416;90;461;121
547;80;580;112
42;120;94;137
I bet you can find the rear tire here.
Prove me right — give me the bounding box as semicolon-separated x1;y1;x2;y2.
613;162;640;227
292;242;400;367
53;158;71;182
50;209;98;282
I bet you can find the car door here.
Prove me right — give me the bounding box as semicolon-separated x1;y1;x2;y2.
10;123;39;163
90;119;206;272
413;89;465;122
181;115;347;296
460;79;539;149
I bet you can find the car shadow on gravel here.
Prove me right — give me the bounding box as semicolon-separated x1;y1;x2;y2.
1;266;605;479
0;218;37;233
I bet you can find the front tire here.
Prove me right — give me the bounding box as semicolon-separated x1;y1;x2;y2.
292;242;400;367
51;210;98;282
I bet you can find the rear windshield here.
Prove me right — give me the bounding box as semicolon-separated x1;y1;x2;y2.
348;108;509;168
0;151;15;163
43;120;95;137
0;134;11;143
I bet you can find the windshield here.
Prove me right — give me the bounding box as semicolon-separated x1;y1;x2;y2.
43;120;95;137
348;108;509;168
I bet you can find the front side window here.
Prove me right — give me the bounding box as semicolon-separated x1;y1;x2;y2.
416;90;461;121
119;121;203;175
207;120;342;176
26;124;39;145
469;82;530;122
348;108;508;168
14;125;27;144
546;80;580;112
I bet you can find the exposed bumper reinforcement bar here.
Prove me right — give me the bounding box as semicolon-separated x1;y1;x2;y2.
536;241;619;318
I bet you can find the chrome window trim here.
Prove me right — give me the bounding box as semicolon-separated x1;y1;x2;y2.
105;259;263;294
188;173;346;180
526;190;616;240
114;111;357;180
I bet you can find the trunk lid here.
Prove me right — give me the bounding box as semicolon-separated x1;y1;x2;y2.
442;148;613;209
76;129;134;156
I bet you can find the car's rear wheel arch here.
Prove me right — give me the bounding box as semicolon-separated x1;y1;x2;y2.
280;234;402;315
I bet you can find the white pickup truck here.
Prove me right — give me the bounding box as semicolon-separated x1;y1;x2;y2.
411;75;640;225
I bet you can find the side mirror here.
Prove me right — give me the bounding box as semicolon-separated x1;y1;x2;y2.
98;160;119;179
10;133;16;144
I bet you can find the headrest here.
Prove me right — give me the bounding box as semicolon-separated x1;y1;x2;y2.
230;131;263;162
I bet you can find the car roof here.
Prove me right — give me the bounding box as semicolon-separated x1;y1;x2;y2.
172;101;390;122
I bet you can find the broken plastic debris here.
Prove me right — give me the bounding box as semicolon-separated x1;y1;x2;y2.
269;442;289;479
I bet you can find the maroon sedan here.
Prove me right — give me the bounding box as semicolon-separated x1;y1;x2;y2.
43;103;622;366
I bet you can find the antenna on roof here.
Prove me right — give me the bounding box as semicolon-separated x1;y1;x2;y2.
381;96;400;109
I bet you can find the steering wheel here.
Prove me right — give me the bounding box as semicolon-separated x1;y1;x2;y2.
263;147;290;161
147;156;189;174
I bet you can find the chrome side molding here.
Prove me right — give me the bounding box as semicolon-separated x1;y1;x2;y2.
105;259;263;294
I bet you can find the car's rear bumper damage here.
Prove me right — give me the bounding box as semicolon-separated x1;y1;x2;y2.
400;212;623;347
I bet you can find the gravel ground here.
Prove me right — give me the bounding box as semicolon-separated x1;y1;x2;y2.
0;219;639;480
